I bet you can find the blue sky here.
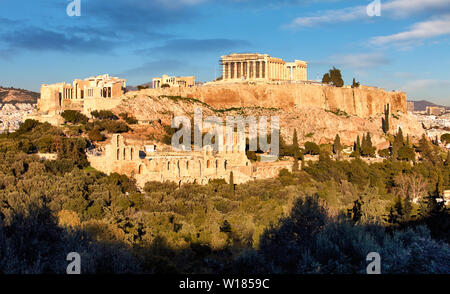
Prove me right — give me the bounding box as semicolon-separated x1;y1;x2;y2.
1;0;449;105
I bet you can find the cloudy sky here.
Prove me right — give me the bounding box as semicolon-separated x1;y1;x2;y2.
1;0;449;105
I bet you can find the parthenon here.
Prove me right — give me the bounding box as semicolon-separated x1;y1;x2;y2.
220;53;307;82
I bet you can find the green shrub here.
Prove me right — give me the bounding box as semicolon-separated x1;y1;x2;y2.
91;110;118;120
304;142;320;155
61;110;88;124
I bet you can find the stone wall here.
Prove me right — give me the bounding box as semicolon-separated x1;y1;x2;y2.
88;134;294;188
82;97;124;116
146;83;406;118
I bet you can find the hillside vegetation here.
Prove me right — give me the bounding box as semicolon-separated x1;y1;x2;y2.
0;119;448;273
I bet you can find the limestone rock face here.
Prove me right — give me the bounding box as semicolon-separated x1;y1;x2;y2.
145;83;406;118
113;93;423;150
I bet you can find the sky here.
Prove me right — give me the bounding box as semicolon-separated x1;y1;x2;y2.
0;0;449;105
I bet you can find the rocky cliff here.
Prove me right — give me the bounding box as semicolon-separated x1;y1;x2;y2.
145;83;406;118
114;93;423;150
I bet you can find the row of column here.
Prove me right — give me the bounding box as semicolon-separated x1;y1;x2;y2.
223;61;267;80
223;60;292;81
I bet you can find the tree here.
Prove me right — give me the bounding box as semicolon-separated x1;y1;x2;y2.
351;78;360;88
382;104;390;134
304;142;320;155
61;110;88;124
392;128;404;159
293;156;299;172
322;73;331;84
322;67;344;87
329;67;344;87
441;133;450;144
360;132;375;157
333;134;343;157
88;128;105;142
292;129;300;158
229;171;235;195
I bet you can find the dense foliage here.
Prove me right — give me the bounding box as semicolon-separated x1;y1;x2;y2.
0;120;448;273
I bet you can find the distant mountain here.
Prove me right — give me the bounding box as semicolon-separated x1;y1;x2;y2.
408;100;450;111
126;82;153;92
0;87;39;104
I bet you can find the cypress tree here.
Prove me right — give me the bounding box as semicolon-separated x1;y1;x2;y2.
293;156;299;172
292;129;300;158
229;171;235;195
383;104;390;133
333;134;343;155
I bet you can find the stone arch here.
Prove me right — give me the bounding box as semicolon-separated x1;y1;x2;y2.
186;160;190;170
224;160;228;170
116;149;120;161
138;164;143;175
130;148;133;160
207;160;210;169
167;161;170;171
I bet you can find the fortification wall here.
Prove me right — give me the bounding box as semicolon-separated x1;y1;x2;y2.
147;83;406;118
82;97;124;116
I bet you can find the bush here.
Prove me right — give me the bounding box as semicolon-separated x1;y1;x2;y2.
441;133;450;144
304;142;320;155
88;128;105;142
95;120;129;133
119;113;138;125
378;148;390;158
91;110;118;120
61;110;88;124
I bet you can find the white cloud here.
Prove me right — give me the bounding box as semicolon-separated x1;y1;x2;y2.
328;52;390;69
286;0;450;28
370;14;450;45
401;79;450;92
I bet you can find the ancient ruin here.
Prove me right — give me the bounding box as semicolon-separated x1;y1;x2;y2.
152;74;195;88
220;53;307;82
88;134;292;187
37;74;127;116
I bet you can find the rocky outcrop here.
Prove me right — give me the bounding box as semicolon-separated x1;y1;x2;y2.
113;93;423;149
145;83;406;118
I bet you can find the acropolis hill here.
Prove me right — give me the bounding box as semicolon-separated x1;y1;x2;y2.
27;53;422;186
147;83;406;118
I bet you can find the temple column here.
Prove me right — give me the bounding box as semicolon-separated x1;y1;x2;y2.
259;60;263;79
223;62;227;80
264;61;268;79
246;62;249;79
